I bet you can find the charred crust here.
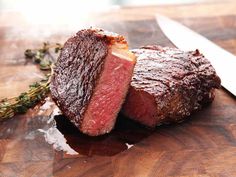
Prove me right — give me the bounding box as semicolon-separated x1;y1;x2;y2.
50;29;126;128
131;45;221;124
77;28;127;45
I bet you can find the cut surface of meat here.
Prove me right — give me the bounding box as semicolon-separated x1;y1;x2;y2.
122;45;221;127
50;29;136;136
81;52;135;135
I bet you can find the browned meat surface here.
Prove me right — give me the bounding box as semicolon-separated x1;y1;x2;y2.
50;29;136;136
122;45;221;127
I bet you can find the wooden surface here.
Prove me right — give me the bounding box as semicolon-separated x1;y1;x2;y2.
1;1;236;176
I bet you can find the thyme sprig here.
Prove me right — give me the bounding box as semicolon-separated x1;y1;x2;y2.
0;76;50;119
0;42;62;120
24;42;62;70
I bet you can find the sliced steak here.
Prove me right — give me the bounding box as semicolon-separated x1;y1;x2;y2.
122;45;221;127
50;29;136;136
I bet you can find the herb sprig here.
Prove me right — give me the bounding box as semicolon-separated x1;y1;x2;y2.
0;42;62;120
24;42;62;70
0;76;50;119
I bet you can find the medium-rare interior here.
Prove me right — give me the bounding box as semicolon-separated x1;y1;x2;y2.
122;45;221;127
50;29;136;136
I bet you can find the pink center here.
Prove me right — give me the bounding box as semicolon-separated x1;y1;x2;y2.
81;51;135;136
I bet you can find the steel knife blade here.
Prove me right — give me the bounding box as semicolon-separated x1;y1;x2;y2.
156;14;236;96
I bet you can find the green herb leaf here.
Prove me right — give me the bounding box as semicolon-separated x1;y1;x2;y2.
24;49;35;59
0;42;63;120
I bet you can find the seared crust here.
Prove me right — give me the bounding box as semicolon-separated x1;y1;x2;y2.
131;46;221;124
50;28;127;127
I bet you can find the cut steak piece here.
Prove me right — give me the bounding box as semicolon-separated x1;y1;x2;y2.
50;29;136;136
122;45;221;127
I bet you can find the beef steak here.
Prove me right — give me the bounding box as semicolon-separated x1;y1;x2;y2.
122;45;221;127
50;29;136;136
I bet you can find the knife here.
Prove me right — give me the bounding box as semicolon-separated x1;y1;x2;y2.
156;15;236;96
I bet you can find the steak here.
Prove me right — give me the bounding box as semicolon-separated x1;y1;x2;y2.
122;45;221;127
50;29;136;136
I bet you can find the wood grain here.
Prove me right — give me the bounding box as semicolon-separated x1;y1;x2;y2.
0;1;236;177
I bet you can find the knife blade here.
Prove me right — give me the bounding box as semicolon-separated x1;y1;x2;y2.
156;14;236;96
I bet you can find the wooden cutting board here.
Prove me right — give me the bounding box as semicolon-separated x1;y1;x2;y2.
0;1;236;176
